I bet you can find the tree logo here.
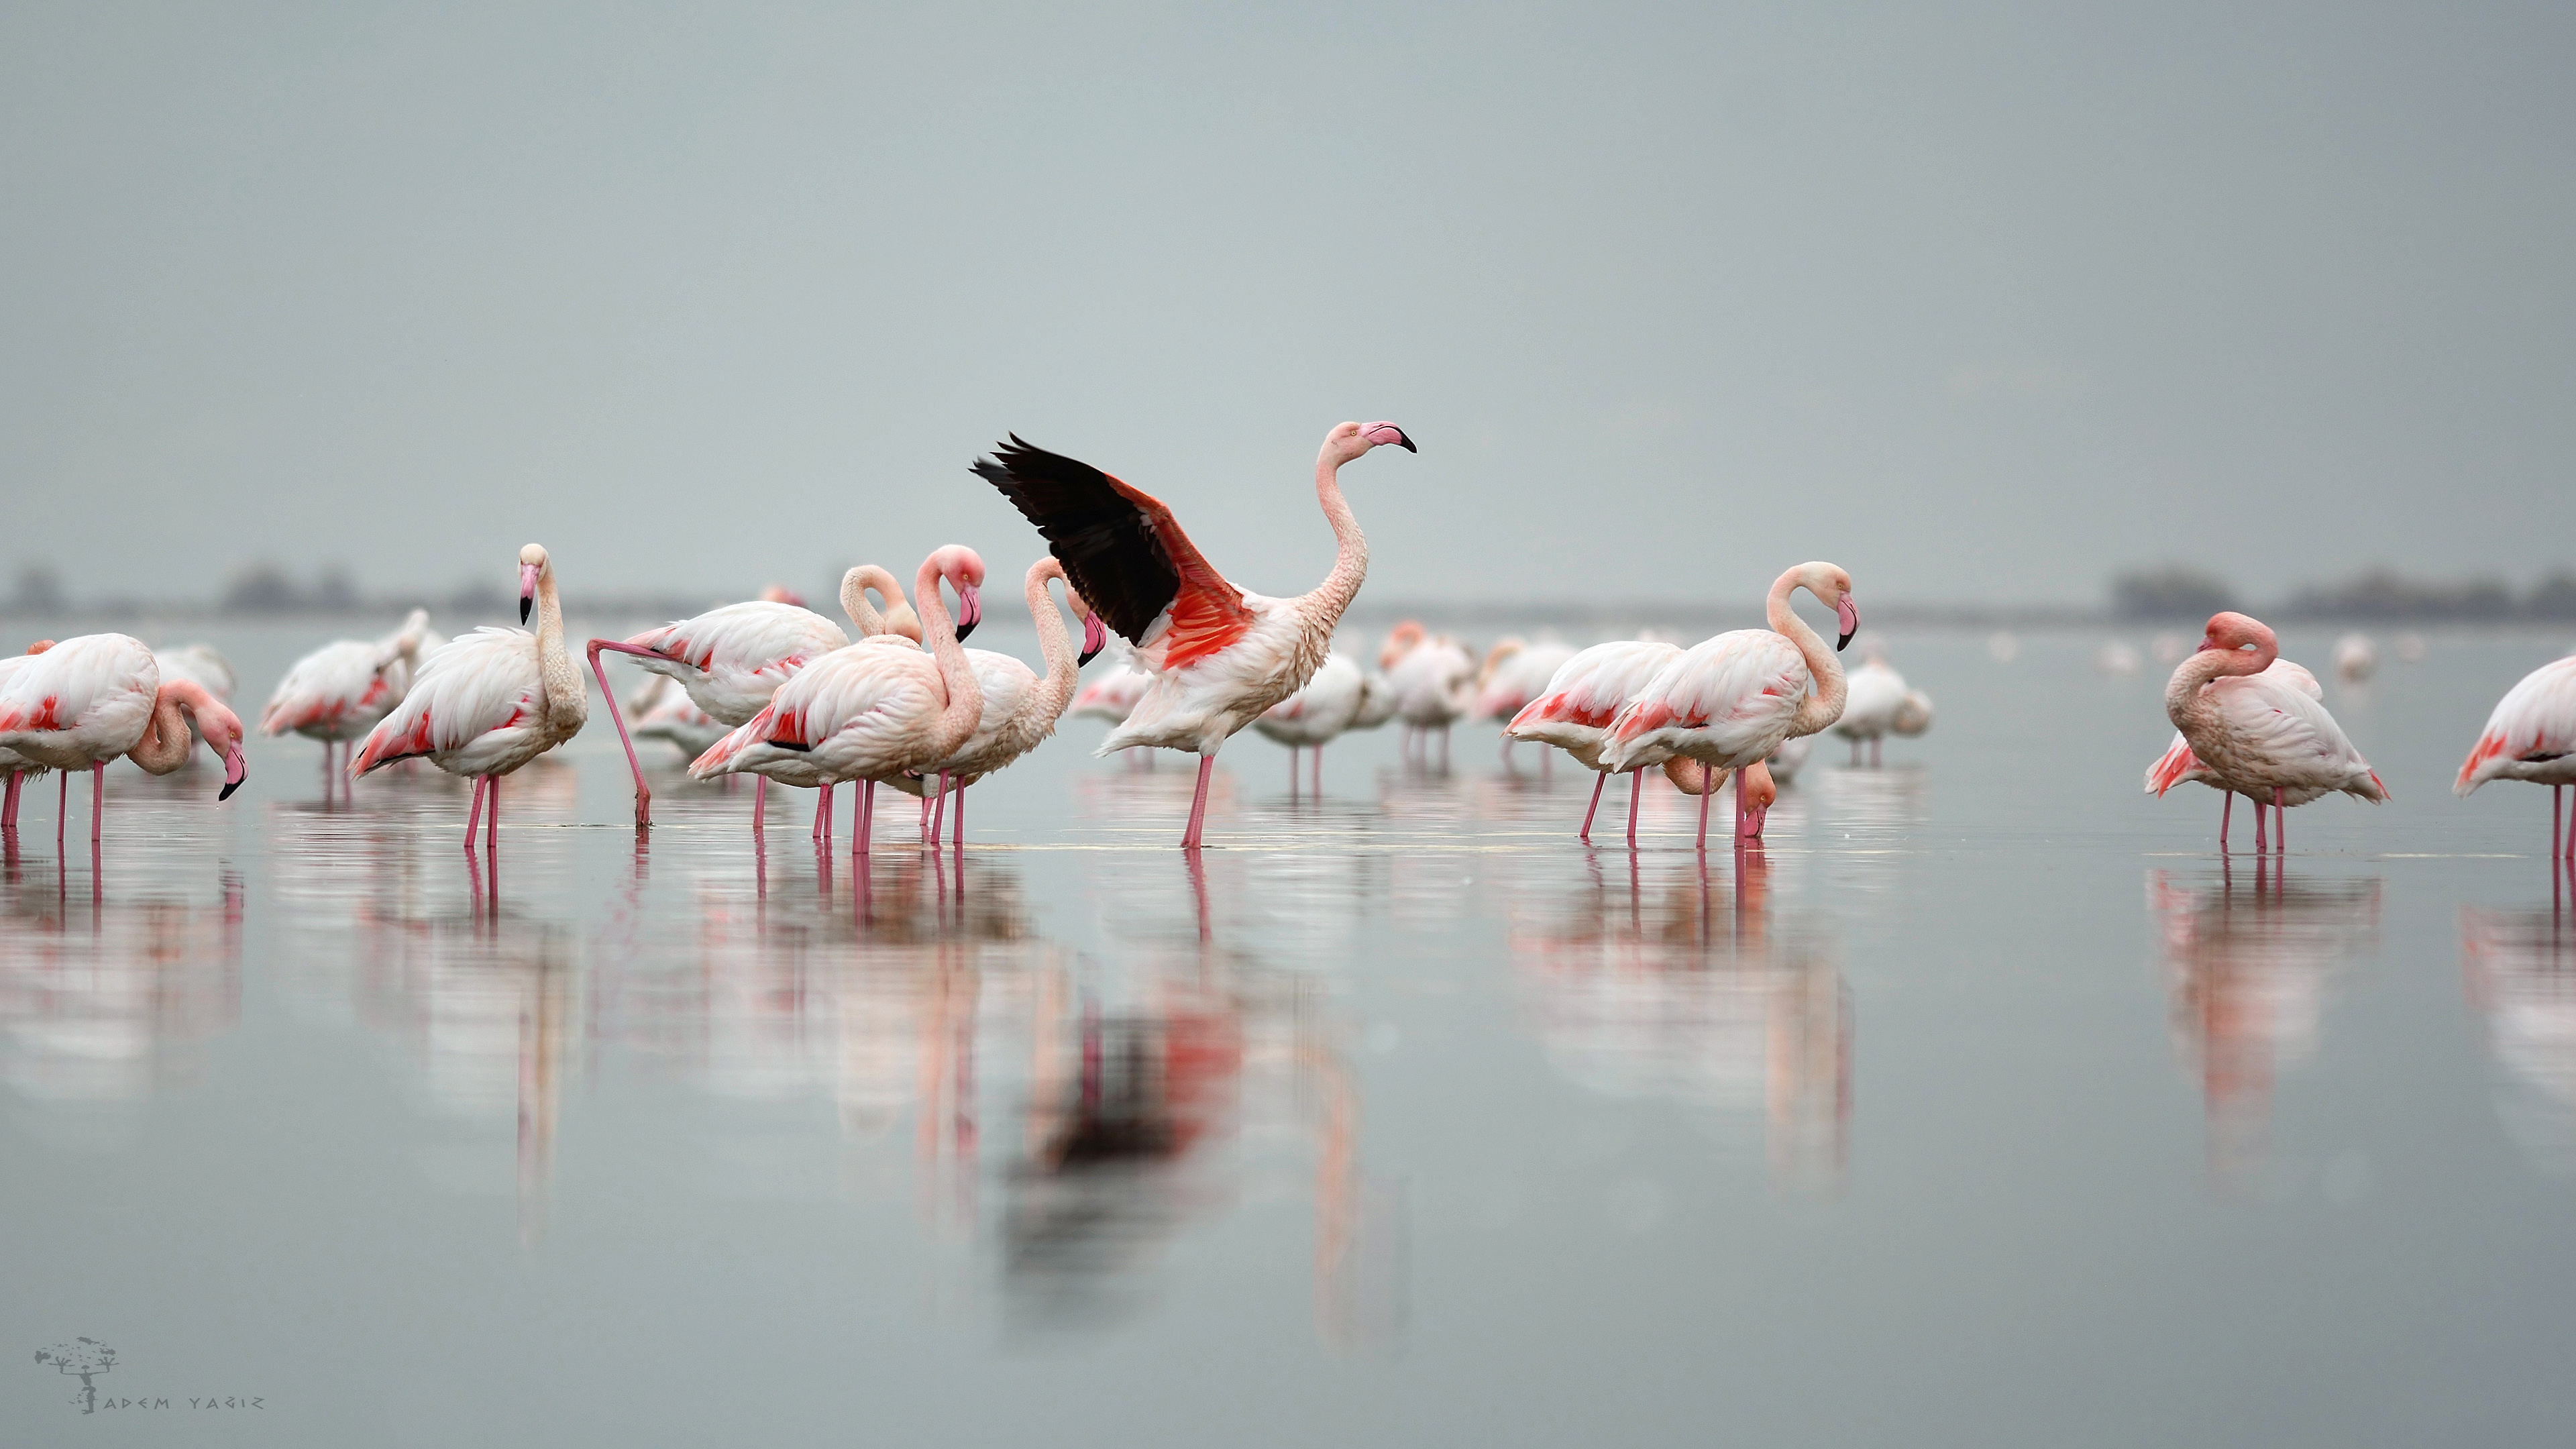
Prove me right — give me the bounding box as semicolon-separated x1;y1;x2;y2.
34;1338;117;1414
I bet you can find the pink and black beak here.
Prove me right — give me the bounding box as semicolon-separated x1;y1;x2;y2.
954;585;982;643
219;745;248;801
1835;595;1860;651
519;564;541;625
1079;613;1109;667
1361;421;1417;453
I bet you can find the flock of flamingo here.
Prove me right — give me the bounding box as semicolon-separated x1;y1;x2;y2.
3;417;2574;879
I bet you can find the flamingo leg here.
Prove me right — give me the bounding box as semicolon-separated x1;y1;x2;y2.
91;763;104;849
754;775;767;835
2253;793;2266;853
2274;787;2286;854
585;641;657;826
1311;745;1324;796
1695;763;1714;852
1625;768;1642;849
487;773;499;855
856;779;875;859
464;774;487;852
814;782;832;844
1183;755;1215;849
2557;784;2565;863
930;772;949;844
1578;771;1607;841
1849;738;1862;766
3;768;17;828
2220;791;2233;853
57;771;67;854
953;780;966;873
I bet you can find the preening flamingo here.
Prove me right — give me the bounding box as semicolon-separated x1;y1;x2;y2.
262;609;437;776
1377;623;1426;672
1387;631;1477;767
587;565;914;833
689;547;985;862
1833;646;1907;765
2143;657;2323;851
972;419;1415;849
1252;651;1366;793
1599;563;1860;851
350;545;588;861
2455;651;2576;865
881;557;1108;849
1505;640;1682;845
2156;612;2385;853
1;640;56;830
0;633;248;850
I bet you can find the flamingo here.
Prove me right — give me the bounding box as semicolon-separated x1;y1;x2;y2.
1764;733;1814;787
152;643;235;708
1599;563;1860;851
1505;639;1682;845
2143;657;2324;851
2455;651;2576;865
0;633;248;850
2155;611;2385;853
1;640;57;830
688;547;985;863
350;545;589;859
1350;670;1399;733
1832;645;1907;765
1474;637;1578;770
261;608;437;777
972;420;1416;849
586;566;914;832
1387;631;1477;768
1892;687;1934;740
881;557;1109;847
1252;651;1366;794
625;672;731;759
2334;633;2379;684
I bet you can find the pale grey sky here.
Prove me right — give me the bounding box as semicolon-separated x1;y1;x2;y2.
4;1;2571;608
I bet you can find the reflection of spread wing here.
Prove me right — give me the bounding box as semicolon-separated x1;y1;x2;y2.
2457;654;2576;794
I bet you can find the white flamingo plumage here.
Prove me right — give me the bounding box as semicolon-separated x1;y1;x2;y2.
1253;651;1366;793
2455;651;2576;866
881;557;1108;847
1387;632;1477;768
1599;563;1860;851
973;420;1415;849
1475;637;1577;770
1507;639;1682;845
2155;612;2385;854
261;609;437;776
1832;649;1907;765
0;633;248;850
1;640;58;830
688;547;985;862
2145;658;2326;847
350;545;588;862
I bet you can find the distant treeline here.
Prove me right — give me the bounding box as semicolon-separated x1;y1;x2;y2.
2114;566;2576;623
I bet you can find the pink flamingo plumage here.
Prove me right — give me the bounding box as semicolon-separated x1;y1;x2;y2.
261;608;437;780
0;633;248;851
2143;657;2324;851
1505;639;1682;845
2157;611;2385;854
0;639;58;830
351;545;588;863
973;420;1415;849
1599;563;1859;851
2455;651;2576;867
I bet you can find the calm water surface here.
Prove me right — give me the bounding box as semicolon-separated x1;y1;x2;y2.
6;620;2576;1445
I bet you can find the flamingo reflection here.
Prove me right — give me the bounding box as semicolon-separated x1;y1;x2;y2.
2461;900;2576;1175
0;867;241;1114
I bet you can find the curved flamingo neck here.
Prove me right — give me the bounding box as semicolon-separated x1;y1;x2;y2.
1768;570;1847;735
1025;559;1079;723
842;565;905;637
1300;447;1369;631
2165;637;2274;738
531;568;581;723
130;680;217;775
914;556;981;757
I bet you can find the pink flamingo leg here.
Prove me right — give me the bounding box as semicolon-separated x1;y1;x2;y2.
920;786;933;839
1695;763;1714;852
56;771;68;853
1578;771;1607;841
585;641;657;826
3;769;17;828
753;776;767;835
464;774;488;851
813;783;833;844
1625;768;1642;849
1183;755;1215;849
2273;787;2285;854
2220;791;2233;853
2556;784;2565;863
91;763;105;849
855;779;875;859
487;773;499;855
953;780;966;871
930;772;949;845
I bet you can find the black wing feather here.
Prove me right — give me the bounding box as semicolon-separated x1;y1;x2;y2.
971;435;1180;645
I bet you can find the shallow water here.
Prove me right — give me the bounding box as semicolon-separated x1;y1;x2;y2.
7;619;2576;1445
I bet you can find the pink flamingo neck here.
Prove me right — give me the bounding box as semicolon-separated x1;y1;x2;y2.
1026;558;1082;723
129;679;224;775
1299;442;1371;633
1767;569;1847;737
841;565;906;637
2165;631;2276;740
915;552;981;760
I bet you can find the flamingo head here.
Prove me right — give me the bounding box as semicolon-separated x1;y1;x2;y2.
2197;611;2276;658
518;543;553;625
1378;621;1426;671
167;684;248;800
26;640;54;654
1790;562;1859;649
1067;586;1108;666
1324;420;1418;465
928;545;985;642
1739;760;1778;837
